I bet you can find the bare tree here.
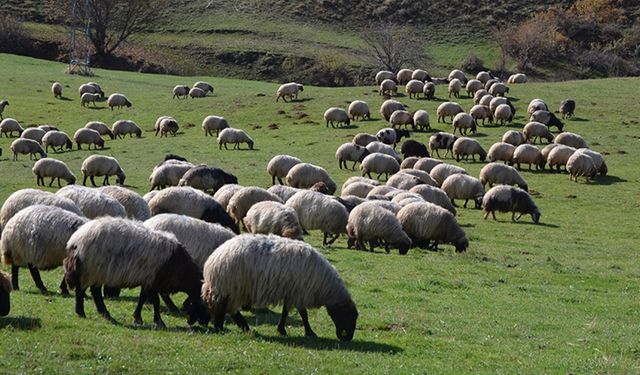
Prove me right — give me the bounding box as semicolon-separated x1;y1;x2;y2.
362;21;425;72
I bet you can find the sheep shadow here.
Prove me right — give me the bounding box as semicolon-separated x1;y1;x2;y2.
0;316;42;330
288;98;313;103
470;132;489;138
253;333;404;353
584;175;626;186
59;97;73;102
568;117;588;122
331;125;359;130
86;106;107;110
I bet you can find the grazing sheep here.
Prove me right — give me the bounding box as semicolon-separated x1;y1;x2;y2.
107;93;132;110
0;118;23;137
214;184;243;210
494;104;514;125
154;116;179;137
476;71;492;83
81;155;126;186
489;83;509;97
81;93;100;107
285;163;337;194
335;143;369;170
405;80;424;99
341;176;380;191
267;185;301;203
38;125;58;132
441;174;484;208
148;161;194;190
324;107;351;128
469;104;493;126
360;153;400;180
347;100;370;120
178;165;238;193
147;186;240;234
379;100;405;121
267;155;302;184
530;110;564;132
465;79;483;97
540;143;560;164
452;113;477;135
56;185;127;219
523;122;554;144
172;85;190;99
10;138;46;161
574;148;607;176
448;78;462;98
78;83;101;97
32;158;76;187
52;82;63;98
412;69;430;82
547;145;577;172
428;132;458;158
479;163;528;191
226;186;283;226
112;120;142;139
352;133;378;147
366;185;399;199
189;87;206;98
218;128;254;150
391;192;425;207
0;272;10;316
98;186;151;221
73;128;104;150
436;102;463;123
453;137;487;162
0;189;83;231
560;99;576;119
194;81;214;94
554;132;588;149
276;82;304;102
385;172;424;190
527;99;548;114
487;142;516;164
479;94;494;107
489;97;516;115
346;202;411;254
400;140;429;159
244;201;303;240
501;131;526;147
423;82;436;100
412;109;430;131
201;234;358;340
512;144;545;170
340;181;377;198
375;70;395;84
413;157;443;173
566;152;597;182
21;127;46;144
397;69;413;84
163;154;187;162
507;73;527;83
482;185;540;224
285;190;348;245
473;89;489;104
429;163;468;187
379;79;397;96
448;69;467;83
84;121;114;139
485;78;499;91
64;217;210;328
397;202;468;252
399;169;437;185
202;115;230;136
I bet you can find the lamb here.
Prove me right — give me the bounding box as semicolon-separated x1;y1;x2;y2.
243;201;303;240
0;189;83;231
56;185;127;219
554;132;588;149
84;121;114;139
148;161;194;190
469;104;493;126
81;155;126;186
0;272;10;316
482;185;540;224
494;104;514;125
507;73;528;83
352;133;378;147
194;81;214;94
189;87;206;98
527;99;548;114
346;202;411;254
428;132;458;158
465;79;483;97
147;186;240;233
335;143;369;170
379;79;397;96
523;122;554;144
360;153;400;180
32;158;76;187
64;217;210;328
389;110;414;130
155;116;179;137
218;128;254;150
276;82;304;102
429;163;468;187
512;144;545;170
396;202;468;252
202;115;229;136
107;93;132;110
98;186;151;221
452;137;486;162
379;99;405;121
340;181;377;198
73;128;105;150
547;145;577;172
285;190;348;245
476;71;492;83
487;142;516;164
405;80;424;99
412;109;430;131
0;118;23;137
201;234;358;340
0;100;8;120
21;127;46;144
347;100;370;120
112;120;142;139
530;110;564;132
473;89;489;104
375;70;395;84
285;163;337;194
396;69;413;84
423;82;436;100
489;83;509;96
448;78;462;98
452;113;477;135
324;107;351;128
413;157;443;173
412;69;430;82
489;97;516;115
448;69;467;83
574;148;607;176
1;205;87;294
479;163;528;191
441;174;484;208
52;82;63;98
400;139;429;159
226;186;283;227
214;184;243;210
10;138;46;161
560;99;576;119
172;85;190;99
436;102;463;123
81;93;100;107
178;165;238;193
566;152;597;182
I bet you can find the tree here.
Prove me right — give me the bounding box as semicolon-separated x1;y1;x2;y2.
362;21;426;72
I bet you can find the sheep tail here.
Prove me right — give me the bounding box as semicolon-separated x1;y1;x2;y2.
63;253;81;290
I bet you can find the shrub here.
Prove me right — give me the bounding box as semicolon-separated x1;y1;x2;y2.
0;14;32;54
460;54;486;73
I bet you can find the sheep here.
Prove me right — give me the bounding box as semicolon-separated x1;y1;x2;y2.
0;189;83;231
267;155;302;185
429;163;468;187
487;142;516;164
413;157;443;173
80;155;125;186
147;186;240;234
365;141;401;162
84;121;114;139
32;158;76;187
340;182;377;198
266;185;301;203
324;107;351;128
527;99;548;114
412;69;430;82
285;163;337;194
346;202;411;254
448;69;467;83
560;99;576;119
465;79;483;97
479;94;494;107
389;109;415;130
396;69;413;84
452;113;477;135
375;70;395;84
10;138;46;161
64;217;210;328
0;272;10;316
189;87;206;98
453;137;487;162
436;102;463;123
400;140;429;159
341;176;380;191
512;144;545;170
391;192;425;207
489;83;510;97
574;148;607;176
494;104;514;126
379;79;397;96
98;186;151;221
352;133;378;147
335;143;369;170
399;168;437;185
396;202;468;252
362;199;401;213
148;161;194;190
194;81;214;94
172;85;190;99
423;82;436;100
38;125;58;132
227;186;283;227
107;93;132;110
285;190;348;245
81;93;100;107
540;143;560;164
52;82;62;98
214;184;243;210
547;145;577;172
243;201;303;240
56;185;127;219
0;118;23;137
201;234;358;339
476;71;492;83
489;97;516;115
218;128;254;150
566;152;597;182
347;100;370;120
155;116;179;137
367;185;401;199
412;109;430;131
178;165;237;194
448;78;462;98
530;110;564;132
21;127;46;144
112;120;142;139
276;82;304;102
482;185;540;224
507;73;528;83
405;80;424;99
441;174;484;209
521;123;551;146
73;128;104;150
554;132;588;149
379;99;405;121
479;163;528;191
428;132;458;158
485;78;499;91
202;115;229;136
142;191;159;203
469;104;493;127
385;172;425;190
378;128;411;148
78;83;101;97
473;89;489;104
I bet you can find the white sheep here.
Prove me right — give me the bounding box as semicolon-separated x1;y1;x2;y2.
482;185;540;224
276;82;304;102
347;100;370;120
507;73;528;83
385;172;424;190
81;155;126;186
436;102;463;123
98;186;150;221
202;115;229;137
214;183;243;210
476;71;491;83
107;93;132;110
512;144;545;170
479;94;494;107
540;143;559;164
560;99;576;119
32;158;76;187
73;128;104;150
441;174;484;208
489;82;510;96
428;132;458;158
267;155;302;184
527;99;548;114
489;97;514;114
530;110;564;131
523;122;554;144
469;105;493;126
148;161;194;190
172;85;190;99
154;116;179;137
448;78;462;98
243;201;303;240
479;163;528;191
285;190;348;245
52;82;62;98
413;157;443;173
38;125;58;132
453;137;487;162
367;185;401;199
547;145;576;172
473;89;489;104
379;99;405;121
346;201;411;254
397;202;468;252
10;138;46;161
400;169;437;185
56;185;127;219
21;127;46;144
226;186;283;227
341;176;380;191
379;79;397;96
81;93;100;107
396;69;413;84
324;107;351;128
448;69;467;83
218;128;254;150
285;163;337;194
78;83;101;97
112;120;142;139
465;79;483;97
412;69;430;82
201;234;358;340
412;110;430;131
194;81;214;94
267;185;301;203
423;82;436;100
405;80;424;99
566;152;597;182
452;113;477;135
84;121;114;139
0;118;23;137
486;77;499;90
340;181;377;198
0;189;83;231
574;148;607;176
554;132;588;149
494;103;514;125
502;130;527;146
375;70;395;84
429;163;468;187
389;110;414;129
487;142;516;164
391;192;425;207
360;153;400;180
189;87;206;98
352;132;378;147
335;143;369;170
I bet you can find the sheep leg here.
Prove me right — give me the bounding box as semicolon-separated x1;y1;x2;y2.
132;290;147;325
231;311;250;332
148;292;166;329
90;176;97;187
103;176;110;185
90;286;113;321
160;293;180;313
298;308;317;338
272;175;276;185
60;277;69;296
277;176;284;185
75;287;87;317
277;303;290;336
48;177;55;187
492;211;497;221
28;264;47;293
11;265;19;290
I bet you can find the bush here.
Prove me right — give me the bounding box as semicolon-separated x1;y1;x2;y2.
460;54;486;73
0;14;32;54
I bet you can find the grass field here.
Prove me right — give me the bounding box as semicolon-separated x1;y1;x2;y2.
0;53;639;373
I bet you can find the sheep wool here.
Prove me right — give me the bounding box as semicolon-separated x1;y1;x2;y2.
324;107;351;128
440;173;485;208
112;120;141;139
0;189;83;231
42;130;73;153
98;186;151;221
429;163;468;186
0;118;24;137
73;128;105;150
413;157;443;173
346;201;411;254
408;184;457;215
213;183;243;210
218;128;254;150
226;186;283;225
32;158;76;187
487;142;516;164
276;83;304;102
244;201;303;240
21;127;46;144
482;185;540;224
52;82;62;98
379;100;405;121
148;161;194;190
396;202;468;252
360;153;400;180
202;115;229;137
347;100;370;120
81;155;126;186
566;152;597;182
479;163;528;191
56;185;127;219
285;163;337;195
267;185;301;203
107;93;132;110
285;190;348;245
502;130;527;146
335;143;369;170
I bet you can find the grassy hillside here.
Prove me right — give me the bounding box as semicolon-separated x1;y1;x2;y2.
0;53;639;373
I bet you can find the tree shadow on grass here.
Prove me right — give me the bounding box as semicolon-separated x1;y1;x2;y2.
254;332;404;353
0;316;41;330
